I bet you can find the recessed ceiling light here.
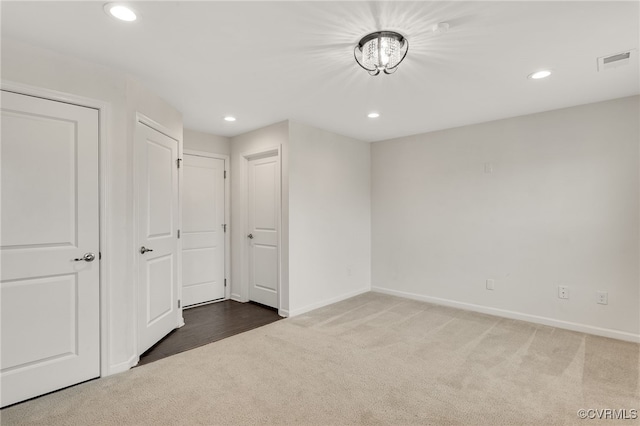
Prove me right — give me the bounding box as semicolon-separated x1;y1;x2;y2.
367;112;380;118
224;116;236;122
528;70;552;80
104;3;137;22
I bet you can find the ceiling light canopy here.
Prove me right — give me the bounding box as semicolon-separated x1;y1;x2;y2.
104;3;137;22
223;116;236;122
528;70;552;80
354;31;409;76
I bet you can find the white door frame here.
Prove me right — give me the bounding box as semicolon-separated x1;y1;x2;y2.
238;146;282;311
1;80;111;376
132;112;184;361
183;149;231;301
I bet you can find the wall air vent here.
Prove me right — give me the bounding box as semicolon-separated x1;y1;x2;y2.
597;49;636;71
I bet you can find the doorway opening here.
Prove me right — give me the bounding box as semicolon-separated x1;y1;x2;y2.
181;151;230;308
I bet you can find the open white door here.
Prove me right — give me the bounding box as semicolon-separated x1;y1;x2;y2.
0;91;100;407
182;154;225;306
247;153;280;309
135;120;180;355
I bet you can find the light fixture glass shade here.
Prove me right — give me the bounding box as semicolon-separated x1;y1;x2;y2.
355;31;408;76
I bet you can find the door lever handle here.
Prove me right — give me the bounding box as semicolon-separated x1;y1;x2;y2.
247;234;254;239
74;253;95;262
140;246;154;254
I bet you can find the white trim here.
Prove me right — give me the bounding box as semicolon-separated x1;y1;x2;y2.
278;309;290;318
288;287;371;317
109;354;139;374
230;293;243;302
183;149;227;159
239;146;281;307
183;150;231;301
136;113;182;143
1;81;114;375
371;286;640;343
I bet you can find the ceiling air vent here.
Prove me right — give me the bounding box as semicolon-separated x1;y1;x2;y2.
597;49;636;71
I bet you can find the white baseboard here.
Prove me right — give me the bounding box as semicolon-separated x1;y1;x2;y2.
230;293;245;303
108;353;139;376
289;287;371;317
372;286;640;343
278;309;290;318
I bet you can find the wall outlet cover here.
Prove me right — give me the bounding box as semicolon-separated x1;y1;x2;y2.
558;285;569;299
597;291;608;305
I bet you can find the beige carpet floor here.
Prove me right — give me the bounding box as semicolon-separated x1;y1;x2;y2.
1;292;639;425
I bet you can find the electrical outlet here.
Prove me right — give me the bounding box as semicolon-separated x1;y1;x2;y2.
597;291;608;305
486;279;495;290
558;285;569;299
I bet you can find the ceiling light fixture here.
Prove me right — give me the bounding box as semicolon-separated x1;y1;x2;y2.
528;70;552;80
223;116;236;122
367;112;380;118
104;3;137;22
354;31;409;76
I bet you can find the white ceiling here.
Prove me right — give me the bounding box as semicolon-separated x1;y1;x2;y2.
2;1;639;142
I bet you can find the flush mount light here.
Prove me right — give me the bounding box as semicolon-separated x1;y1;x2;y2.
223;116;236;122
367;112;380;118
354;31;409;76
528;70;552;80
104;3;137;21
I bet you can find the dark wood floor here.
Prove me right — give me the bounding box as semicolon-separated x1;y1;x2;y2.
137;300;282;366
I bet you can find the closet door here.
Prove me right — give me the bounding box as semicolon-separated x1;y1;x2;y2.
1;91;100;407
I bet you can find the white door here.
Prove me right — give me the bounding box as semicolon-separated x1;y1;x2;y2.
247;154;280;308
182;154;225;307
0;91;100;407
135;121;180;355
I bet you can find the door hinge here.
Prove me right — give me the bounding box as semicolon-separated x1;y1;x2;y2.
177;229;181;239
99;252;102;260
224;279;227;287
224;170;227;179
178;300;181;308
176;158;182;168
222;224;227;233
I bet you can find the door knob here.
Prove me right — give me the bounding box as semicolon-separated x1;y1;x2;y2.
140;246;154;254
74;253;96;262
247;234;254;239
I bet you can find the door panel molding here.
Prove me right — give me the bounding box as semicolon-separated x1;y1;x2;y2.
1;81;114;376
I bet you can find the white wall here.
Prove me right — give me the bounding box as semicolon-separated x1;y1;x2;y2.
184;128;230;155
1;38;184;372
372;96;640;341
288;121;371;316
230;121;289;315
